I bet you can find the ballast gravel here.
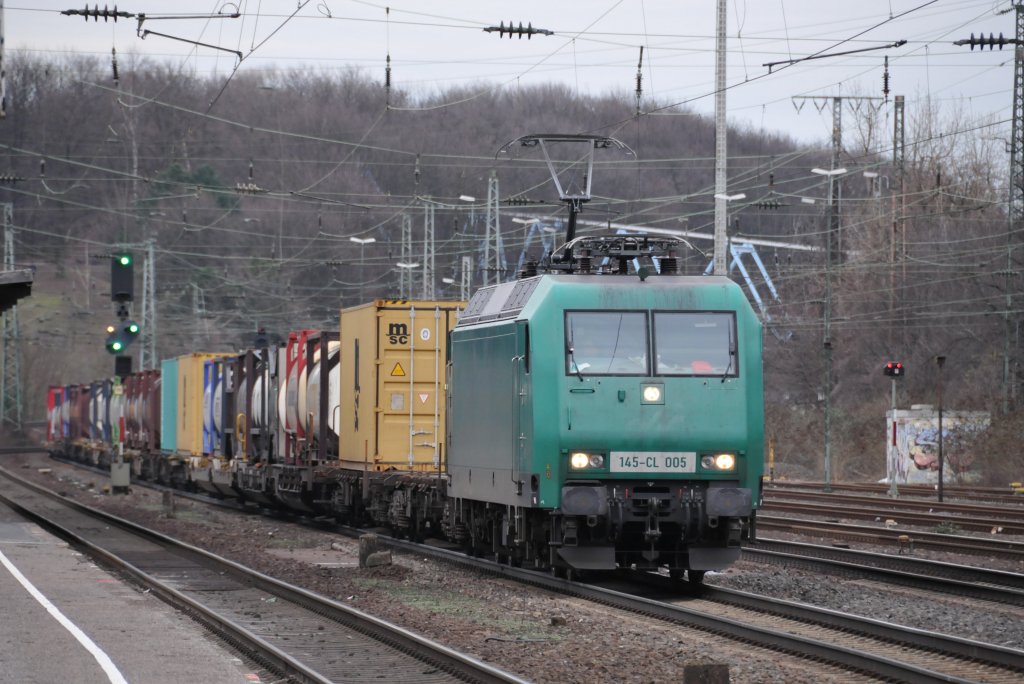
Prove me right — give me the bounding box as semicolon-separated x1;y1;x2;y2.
9;454;1024;683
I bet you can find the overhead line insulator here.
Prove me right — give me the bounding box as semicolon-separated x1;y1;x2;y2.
235;183;265;195
953;32;1018;50
504;195;545;206
483;21;554;39
882;56;890;101
61;5;134;22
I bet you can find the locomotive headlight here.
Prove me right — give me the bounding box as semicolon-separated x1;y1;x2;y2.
701;453;736;471
715;453;736;470
570;452;606;470
641;383;664;404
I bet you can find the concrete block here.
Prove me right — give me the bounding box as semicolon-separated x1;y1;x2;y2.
682;661;729;684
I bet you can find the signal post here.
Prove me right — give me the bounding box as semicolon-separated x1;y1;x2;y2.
108;252;136;492
884;361;905;497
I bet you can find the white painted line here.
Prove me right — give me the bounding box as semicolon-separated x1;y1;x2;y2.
0;548;129;684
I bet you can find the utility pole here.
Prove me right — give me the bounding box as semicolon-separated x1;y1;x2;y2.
460;255;472;301
484;170;505;285
1;202;21;429
422;201;435;299
796;95;881;492
936;355;946;502
400;213;412;299
1009;4;1024;412
812;166;847;492
350;236;376;302
892;95;906;350
713;0;728;275
1;0;7;119
140;239;156;370
830;100;842;260
794;95;884;258
954;7;1024;411
191;283;206;347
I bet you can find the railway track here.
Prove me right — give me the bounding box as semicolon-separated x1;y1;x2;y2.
756;514;1024;560
762;493;1024;534
743;539;1024;606
765;480;1024;507
31;453;1024;682
0;465;526;684
378;536;1024;683
619;573;1024;683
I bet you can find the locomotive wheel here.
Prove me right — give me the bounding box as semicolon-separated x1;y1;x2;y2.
567;568;587;582
669;568;685;581
688;570;705;585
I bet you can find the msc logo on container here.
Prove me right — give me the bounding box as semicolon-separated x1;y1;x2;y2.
387;323;409;345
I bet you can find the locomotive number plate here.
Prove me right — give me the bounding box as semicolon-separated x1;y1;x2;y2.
610;451;697;473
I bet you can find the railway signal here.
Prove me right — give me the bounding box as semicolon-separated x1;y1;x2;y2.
105;320;140;354
883;361;904;377
884;360;905;498
111;252;134;301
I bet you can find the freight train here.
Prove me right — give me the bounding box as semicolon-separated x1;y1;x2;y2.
47;233;764;582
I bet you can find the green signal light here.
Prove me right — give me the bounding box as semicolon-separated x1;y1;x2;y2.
118;255;132;266
127;323;139;334
111;341;123;351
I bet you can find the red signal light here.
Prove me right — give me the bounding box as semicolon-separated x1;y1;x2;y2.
884;361;905;378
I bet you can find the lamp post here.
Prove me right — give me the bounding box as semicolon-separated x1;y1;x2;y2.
811;167;847;493
936;355;946;502
441;276;455;297
396;261;419;300
350;237;376;302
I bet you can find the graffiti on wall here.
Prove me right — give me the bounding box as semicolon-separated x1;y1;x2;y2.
885;406;989;484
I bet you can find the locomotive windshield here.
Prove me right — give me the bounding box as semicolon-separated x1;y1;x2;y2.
565;311;649;376
564;310;738;377
653;312;737;377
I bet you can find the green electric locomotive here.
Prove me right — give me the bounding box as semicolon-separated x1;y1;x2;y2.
445;234;764;581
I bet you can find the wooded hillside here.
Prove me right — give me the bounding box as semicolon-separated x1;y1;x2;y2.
2;55;1020;484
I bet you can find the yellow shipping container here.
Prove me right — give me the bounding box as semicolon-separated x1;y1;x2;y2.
339;300;463;472
175;352;231;457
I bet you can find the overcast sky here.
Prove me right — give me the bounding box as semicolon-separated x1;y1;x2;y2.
3;1;1017;146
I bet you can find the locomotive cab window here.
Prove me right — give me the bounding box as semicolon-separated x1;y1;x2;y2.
653;312;737;377
565;311;649;376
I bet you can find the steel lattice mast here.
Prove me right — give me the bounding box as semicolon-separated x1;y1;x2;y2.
421;201;435;299
483;171;504;285
712;0;728;275
953;3;1024;410
400;213;412;299
1007;2;1024;411
140;239;156;370
1;203;21;429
